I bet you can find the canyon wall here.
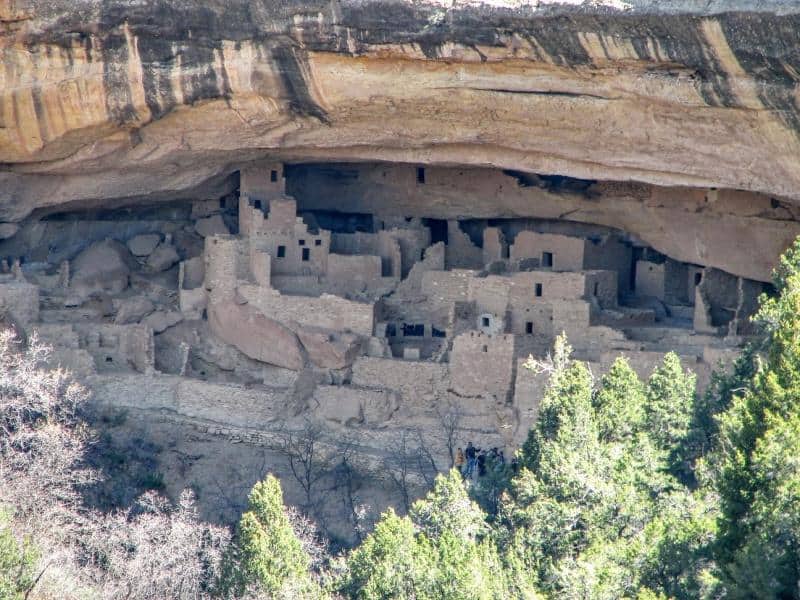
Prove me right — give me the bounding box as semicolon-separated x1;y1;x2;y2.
2;0;800;224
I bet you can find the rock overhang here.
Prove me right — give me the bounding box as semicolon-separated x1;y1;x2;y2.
2;0;800;217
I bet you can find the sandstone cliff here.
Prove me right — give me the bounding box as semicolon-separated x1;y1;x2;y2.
2;0;800;222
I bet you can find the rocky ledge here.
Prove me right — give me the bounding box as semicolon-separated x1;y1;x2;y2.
1;0;800;221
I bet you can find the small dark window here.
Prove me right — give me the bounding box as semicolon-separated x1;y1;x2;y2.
525;322;533;334
694;272;702;285
315;239;322;246
432;327;446;338
535;283;543;297
594;282;599;296
277;245;286;258
105;356;113;363
417;167;426;184
482;316;490;327
270;170;278;182
254;200;262;210
402;323;424;337
219;198;226;209
386;323;397;337
298;239;305;246
302;248;310;261
482;345;488;353
541;252;553;268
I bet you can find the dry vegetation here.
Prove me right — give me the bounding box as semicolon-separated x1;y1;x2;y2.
0;330;231;599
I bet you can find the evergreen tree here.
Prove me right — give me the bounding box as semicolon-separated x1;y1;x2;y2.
218;474;318;598
342;472;524;599
503;338;712;599
713;238;800;596
594;356;647;443
645;352;696;477
0;509;38;600
340;508;436;599
410;469;487;542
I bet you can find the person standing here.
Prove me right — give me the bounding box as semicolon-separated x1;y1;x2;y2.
465;442;477;478
454;447;466;475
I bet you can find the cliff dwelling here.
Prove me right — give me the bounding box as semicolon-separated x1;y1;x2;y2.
0;156;782;535
5;0;800;593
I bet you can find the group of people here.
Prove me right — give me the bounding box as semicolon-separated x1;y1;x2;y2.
454;441;519;479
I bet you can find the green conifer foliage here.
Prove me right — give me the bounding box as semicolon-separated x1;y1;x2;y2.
341;508;436;599
504;337;712;598
341;472;524;599
218;474;316;598
645;353;696;459
594;356;647;443
0;509;38;600
713;238;800;597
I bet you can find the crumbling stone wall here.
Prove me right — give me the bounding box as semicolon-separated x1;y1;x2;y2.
482;227;508;264
450;331;516;401
73;323;154;374
446;221;483;270
238;285;374;336
511;231;585;270
420;269;473;304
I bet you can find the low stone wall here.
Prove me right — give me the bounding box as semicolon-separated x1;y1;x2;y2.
239;284;375;336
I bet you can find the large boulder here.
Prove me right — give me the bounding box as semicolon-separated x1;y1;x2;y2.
143;310;184;333
127;234;161;257
70;239;136;298
296;327;363;370
194;215;229;238
208;301;305;371
146;243;180;273
114;296;156;324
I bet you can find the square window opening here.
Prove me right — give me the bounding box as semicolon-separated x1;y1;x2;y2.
315;239;322;246
541;252;553;268
298;239;306;246
482;317;490;327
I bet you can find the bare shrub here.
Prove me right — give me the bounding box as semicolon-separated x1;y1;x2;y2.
0;330;235;599
384;429;439;512
0;330;95;538
82;490;229;599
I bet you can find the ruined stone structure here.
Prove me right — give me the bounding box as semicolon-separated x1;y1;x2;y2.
0;162;760;512
3;0;798;537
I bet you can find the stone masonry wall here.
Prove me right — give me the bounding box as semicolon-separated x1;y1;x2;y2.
511;232;585;270
449;331;516;401
239;284;374;336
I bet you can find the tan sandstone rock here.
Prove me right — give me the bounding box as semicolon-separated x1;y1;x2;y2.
70;239;135;298
146;243;180;273
127;234;162;257
207;301;305;371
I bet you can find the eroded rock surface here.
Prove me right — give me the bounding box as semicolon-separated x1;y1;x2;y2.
2;0;800;219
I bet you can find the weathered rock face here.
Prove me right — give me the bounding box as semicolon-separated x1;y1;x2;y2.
2;0;800;224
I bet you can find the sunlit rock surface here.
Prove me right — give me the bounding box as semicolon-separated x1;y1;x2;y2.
2;0;800;218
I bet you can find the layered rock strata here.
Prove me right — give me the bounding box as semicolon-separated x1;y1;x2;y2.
2;0;800;220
